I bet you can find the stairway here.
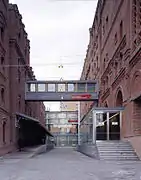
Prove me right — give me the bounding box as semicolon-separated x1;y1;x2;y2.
96;140;139;161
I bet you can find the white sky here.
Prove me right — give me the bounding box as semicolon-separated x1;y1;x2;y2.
9;0;98;111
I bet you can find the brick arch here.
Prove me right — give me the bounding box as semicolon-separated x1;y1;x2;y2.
131;70;141;98
115;87;124;107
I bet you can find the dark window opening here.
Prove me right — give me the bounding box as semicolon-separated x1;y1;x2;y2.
1;57;5;72
18;69;21;83
0;27;4;41
114;33;118;45
120;20;123;40
2;121;6;144
103;25;105;35
1;88;5;103
18;32;21;40
106;16;108;26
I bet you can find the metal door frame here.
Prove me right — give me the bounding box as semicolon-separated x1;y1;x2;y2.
92;107;124;143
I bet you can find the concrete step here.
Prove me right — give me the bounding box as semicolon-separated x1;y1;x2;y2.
98;149;134;152
99;152;137;156
96;140;139;161
100;157;139;161
97;146;133;150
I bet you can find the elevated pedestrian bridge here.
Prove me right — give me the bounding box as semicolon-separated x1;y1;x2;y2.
25;80;98;101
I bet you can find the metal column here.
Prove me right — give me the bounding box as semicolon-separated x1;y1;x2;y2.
120;111;122;140
92;111;96;144
78;102;81;145
107;112;110;141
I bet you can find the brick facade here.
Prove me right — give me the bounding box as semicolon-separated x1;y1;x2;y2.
80;0;141;138
0;2;46;155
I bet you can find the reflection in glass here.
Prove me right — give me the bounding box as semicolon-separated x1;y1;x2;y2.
38;84;45;92
48;84;55;92
58;84;65;92
87;83;95;92
77;83;85;92
68;84;74;92
30;84;36;92
80;111;93;144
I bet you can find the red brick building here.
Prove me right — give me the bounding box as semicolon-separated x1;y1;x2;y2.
0;0;12;155
0;2;46;155
81;0;141;152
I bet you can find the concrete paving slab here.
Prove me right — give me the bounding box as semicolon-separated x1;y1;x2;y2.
0;148;141;180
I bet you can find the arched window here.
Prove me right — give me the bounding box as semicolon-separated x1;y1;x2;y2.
116;90;123;107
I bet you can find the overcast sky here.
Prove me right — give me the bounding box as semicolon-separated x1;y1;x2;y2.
9;0;98;110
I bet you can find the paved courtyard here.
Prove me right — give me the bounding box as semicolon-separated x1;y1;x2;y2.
0;148;141;180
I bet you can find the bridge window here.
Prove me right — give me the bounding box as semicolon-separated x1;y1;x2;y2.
68;84;75;92
38;84;45;92
28;84;36;92
48;84;55;92
87;83;95;92
58;84;65;92
77;83;86;92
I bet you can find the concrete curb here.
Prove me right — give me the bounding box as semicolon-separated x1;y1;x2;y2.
29;145;54;158
77;144;100;160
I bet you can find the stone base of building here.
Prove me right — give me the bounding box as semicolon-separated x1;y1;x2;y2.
124;136;141;160
0;144;16;157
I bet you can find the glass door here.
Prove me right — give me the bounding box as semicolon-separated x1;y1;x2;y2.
109;112;120;140
96;112;107;140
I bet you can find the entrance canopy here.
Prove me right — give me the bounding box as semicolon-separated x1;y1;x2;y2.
80;107;124;144
25;80;98;101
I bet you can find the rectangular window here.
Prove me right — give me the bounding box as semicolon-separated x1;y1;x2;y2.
68;84;75;92
48;84;55;92
30;84;36;92
58;84;65;92
38;84;46;92
77;83;86;92
87;83;95;92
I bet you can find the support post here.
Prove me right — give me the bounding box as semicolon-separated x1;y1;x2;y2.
92;111;96;144
78;102;81;145
120;111;122;140
107;112;110;141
